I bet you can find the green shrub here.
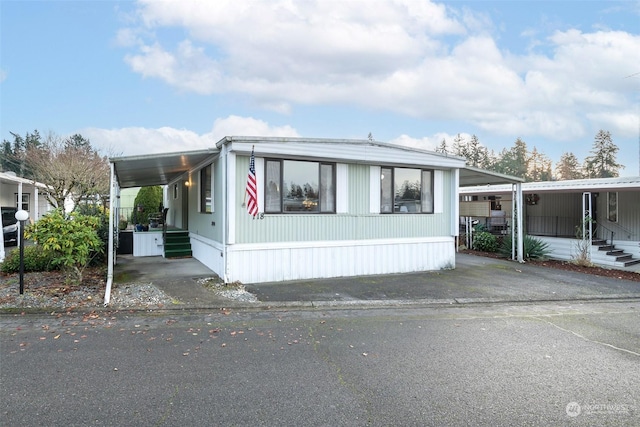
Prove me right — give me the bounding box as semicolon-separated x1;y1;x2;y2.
0;245;57;274
499;234;550;260
131;186;163;224
473;223;488;233
472;231;499;252
24;209;103;282
74;204;109;265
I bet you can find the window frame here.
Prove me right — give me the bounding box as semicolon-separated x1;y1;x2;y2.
607;191;618;222
264;158;336;214
14;193;30;212
199;164;213;214
380;167;434;214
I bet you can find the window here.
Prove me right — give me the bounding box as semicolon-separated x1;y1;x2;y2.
607;192;618;222
200;164;212;213
15;193;30;212
265;159;335;213
173;184;178;200
380;168;433;214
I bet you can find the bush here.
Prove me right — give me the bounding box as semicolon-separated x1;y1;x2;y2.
74;204;109;265
131;186;163;225
499;234;550;260
24;209;103;282
472;231;499;252
0;245;57;274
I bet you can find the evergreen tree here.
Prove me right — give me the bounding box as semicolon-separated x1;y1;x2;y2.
492;138;529;179
527;147;553;182
132;186;163;224
555;152;583;180
452;134;468;159
583;130;623;178
435;139;448;154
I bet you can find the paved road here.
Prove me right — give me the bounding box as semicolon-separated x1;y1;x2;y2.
2;300;639;426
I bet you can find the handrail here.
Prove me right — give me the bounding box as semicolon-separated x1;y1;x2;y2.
601;220;637;240
594;221;616;247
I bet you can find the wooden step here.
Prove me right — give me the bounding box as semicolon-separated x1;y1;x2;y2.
623;258;640;267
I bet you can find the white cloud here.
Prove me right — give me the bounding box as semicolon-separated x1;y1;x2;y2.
119;0;640;143
79;116;300;157
205;115;300;141
80;126;209;157
0;69;6;83
388;132;469;152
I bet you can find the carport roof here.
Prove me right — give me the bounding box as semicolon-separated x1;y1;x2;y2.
459;166;524;186
460;175;640;194
110;149;218;188
110;149;523;189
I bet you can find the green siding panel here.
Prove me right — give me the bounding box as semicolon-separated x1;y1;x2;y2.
235;156;455;244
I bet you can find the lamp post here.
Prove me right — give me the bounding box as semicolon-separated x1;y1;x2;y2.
15;210;29;295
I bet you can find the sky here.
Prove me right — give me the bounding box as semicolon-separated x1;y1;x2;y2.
1;0;639;176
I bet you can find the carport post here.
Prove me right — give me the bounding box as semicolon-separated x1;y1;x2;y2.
513;182;524;263
104;162;116;305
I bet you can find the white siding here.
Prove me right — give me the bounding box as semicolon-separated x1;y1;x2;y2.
434;169;443;214
224;237;455;283
336;163;348;213
190;234;226;279
369;166;381;213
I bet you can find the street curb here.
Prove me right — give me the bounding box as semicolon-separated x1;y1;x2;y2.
3;295;640;316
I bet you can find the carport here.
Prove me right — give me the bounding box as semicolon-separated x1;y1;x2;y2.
458;166;525;261
104;149;217;305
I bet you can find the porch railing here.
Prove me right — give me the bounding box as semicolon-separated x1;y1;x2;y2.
526;216;579;238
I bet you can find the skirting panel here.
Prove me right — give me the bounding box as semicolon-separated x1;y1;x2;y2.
190;234;225;279
226;237;455;284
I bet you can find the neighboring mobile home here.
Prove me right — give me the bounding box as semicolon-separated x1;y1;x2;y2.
105;137;523;303
0;171;57;262
460;177;640;268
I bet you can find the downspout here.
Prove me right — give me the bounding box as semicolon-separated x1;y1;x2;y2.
221;142;228;284
452;168;460;255
104;162;116;306
511;185;516;261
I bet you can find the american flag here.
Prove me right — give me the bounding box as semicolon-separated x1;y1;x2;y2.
246;147;258;217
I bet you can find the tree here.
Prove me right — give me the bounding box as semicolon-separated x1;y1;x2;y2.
1;130;42;177
492;138;529;179
527;147;553;182
451;134;494;169
452;134;468;159
23;132;110;210
583;130;623;178
132;186;163;224
555;152;583;180
435;139;449;154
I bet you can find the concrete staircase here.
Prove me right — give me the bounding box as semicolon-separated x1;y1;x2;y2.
592;239;640;267
164;230;192;258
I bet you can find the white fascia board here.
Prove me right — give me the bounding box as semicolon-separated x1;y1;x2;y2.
461;177;640;194
223;140;466;169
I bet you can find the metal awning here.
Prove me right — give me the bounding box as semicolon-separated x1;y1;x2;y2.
110;149;218;188
459;166;524;187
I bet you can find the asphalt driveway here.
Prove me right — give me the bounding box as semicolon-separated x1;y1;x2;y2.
244;253;640;306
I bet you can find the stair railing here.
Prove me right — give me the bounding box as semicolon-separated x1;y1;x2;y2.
594;221;616;247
